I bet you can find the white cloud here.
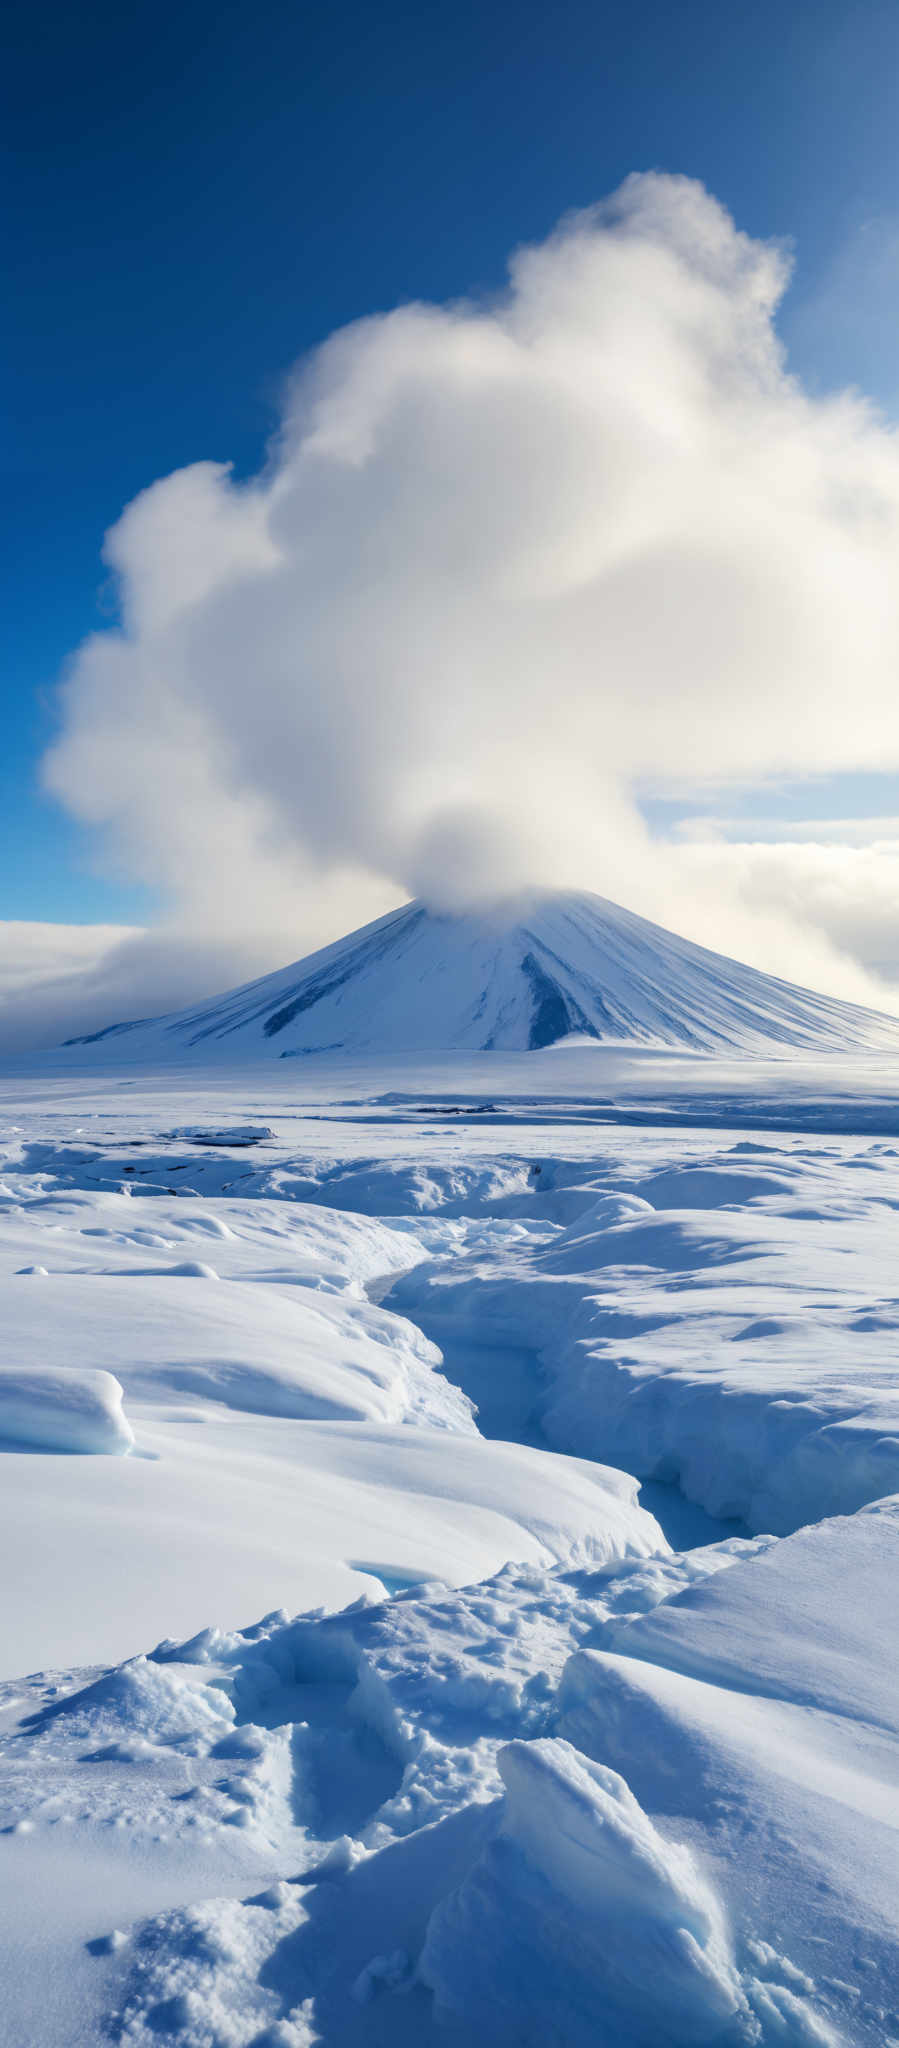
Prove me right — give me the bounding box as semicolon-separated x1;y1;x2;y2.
673;815;899;847
669;837;899;996
0;924;142;998
35;172;899;1038
0;924;141;1053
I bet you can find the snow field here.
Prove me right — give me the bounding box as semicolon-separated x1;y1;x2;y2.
2;1070;899;2042
557;1503;899;2044
23;1096;899;1538
0;1149;662;1671
1;1271;475;1432
388;1138;899;1531
1;1517;865;2044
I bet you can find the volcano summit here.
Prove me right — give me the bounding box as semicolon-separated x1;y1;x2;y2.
64;890;899;1060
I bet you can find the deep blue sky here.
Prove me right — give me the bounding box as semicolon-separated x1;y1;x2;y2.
6;0;899;921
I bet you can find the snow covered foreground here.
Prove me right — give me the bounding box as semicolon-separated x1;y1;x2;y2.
3;1051;899;2045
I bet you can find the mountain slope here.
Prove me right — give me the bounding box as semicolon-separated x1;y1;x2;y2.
62;890;899;1059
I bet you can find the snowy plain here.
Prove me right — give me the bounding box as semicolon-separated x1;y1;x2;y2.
3;1044;899;2044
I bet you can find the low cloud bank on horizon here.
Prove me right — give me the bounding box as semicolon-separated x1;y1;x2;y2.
10;171;899;1051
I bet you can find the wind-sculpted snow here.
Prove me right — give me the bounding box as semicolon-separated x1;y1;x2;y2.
0;1398;661;1676
421;1739;752;2045
0;1524;868;2045
0;1134;664;1672
2;1061;899;2043
392;1138;899;1531
1;1272;474;1432
55;888;899;1059
0;1364;133;1455
604;1493;899;1726
557;1502;899;2047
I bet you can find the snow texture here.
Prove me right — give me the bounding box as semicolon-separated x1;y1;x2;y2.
0;1364;133;1455
420;1737;751;2045
1;1033;899;2045
57;888;899;1060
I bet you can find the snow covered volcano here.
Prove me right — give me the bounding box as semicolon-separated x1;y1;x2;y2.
64;890;899;1059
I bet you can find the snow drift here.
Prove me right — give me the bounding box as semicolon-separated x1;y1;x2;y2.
0;1365;133;1455
420;1737;750;2045
60;889;899;1061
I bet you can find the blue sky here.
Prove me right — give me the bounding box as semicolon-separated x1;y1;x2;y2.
6;0;899;923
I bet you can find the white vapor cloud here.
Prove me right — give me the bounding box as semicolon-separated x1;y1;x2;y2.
672;837;899;992
0;925;142;998
673;816;899;847
0;924;142;1053
26;170;899;1047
